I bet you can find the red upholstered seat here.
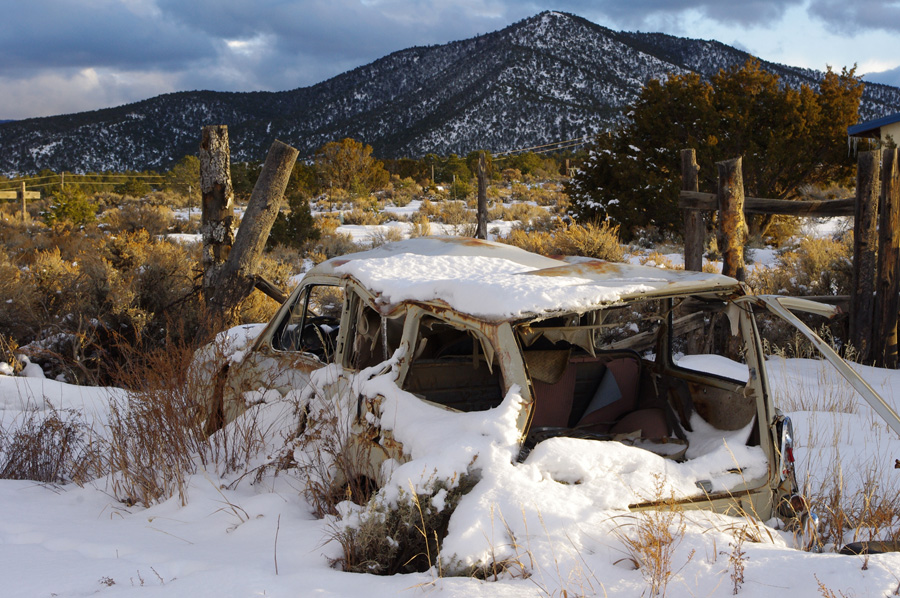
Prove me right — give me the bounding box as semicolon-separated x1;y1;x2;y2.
577;357;640;432
530;363;577;428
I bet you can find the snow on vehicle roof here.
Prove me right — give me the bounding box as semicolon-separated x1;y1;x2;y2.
310;236;740;320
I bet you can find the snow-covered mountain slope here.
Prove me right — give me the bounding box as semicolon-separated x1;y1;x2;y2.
1;11;897;174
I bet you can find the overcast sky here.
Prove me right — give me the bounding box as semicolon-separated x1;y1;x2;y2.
1;0;898;121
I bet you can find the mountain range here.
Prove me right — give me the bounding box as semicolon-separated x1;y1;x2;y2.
1;11;898;175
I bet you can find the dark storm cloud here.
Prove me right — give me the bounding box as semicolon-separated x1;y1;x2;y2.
150;0;516;89
866;66;900;88
0;0;216;75
0;0;896;120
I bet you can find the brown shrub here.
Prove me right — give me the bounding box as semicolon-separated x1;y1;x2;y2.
342;208;387;226
747;234;853;297
503;220;625;262
102;202;175;235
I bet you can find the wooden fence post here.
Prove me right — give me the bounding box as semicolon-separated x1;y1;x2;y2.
875;148;900;368
205;140;299;320
475;151;489;239
200;125;235;286
681;149;703;272
716;157;747;281
850;150;881;363
17;181;28;222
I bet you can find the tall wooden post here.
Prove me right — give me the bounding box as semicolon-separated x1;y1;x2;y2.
850;150;881;363
206;140;299;319
17;181;28;223
875;148;900;368
199;125;235;291
475;151;489;240
681;149;703;272
716;157;747;281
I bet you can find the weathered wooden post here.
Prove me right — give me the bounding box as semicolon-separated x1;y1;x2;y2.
716;157;747;281
850;150;881;363
205;139;299;321
200;125;235;285
17;181;28;222
681;149;703;272
875;148;900;368
475;151;489;240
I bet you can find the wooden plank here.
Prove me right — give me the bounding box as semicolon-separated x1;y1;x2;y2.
679;190;855;217
681;149;703;272
0;191;40;199
850;151;880;363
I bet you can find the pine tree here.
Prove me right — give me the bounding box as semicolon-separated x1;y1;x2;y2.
567;60;864;240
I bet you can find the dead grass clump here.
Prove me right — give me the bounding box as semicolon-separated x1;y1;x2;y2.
434;201;474;225
367;227;405;248
310;232;360;263
490;202;550;225
638;252;679;270
330;474;477;575
747;235;853;297
342;208;387;226
806;463;900;552
503;221;625;262
387;176;420;208
554;222;625;261
102;202;175;235
505;228;556;256
409;213;432;238
0;407;97;484
292;384;381;518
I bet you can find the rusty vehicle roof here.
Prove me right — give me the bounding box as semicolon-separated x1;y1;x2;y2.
308;236;741;320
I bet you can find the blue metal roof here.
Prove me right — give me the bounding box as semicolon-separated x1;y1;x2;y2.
848;112;900;137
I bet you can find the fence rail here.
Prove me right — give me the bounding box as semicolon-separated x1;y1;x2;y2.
681;147;900;367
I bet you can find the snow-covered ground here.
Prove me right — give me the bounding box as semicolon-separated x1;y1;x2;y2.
1;344;899;597
4;206;888;596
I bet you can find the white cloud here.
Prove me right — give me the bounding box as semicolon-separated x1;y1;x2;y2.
0;69;178;120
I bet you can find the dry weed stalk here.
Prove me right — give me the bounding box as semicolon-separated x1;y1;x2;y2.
721;532;748;595
614;475;692;597
0;406;98;484
293;384;379;517
814;575;851;598
104;333;275;506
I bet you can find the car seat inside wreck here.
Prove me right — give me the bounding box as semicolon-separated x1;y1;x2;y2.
515;294;762;467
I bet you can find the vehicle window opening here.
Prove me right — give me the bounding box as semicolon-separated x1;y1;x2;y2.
271;284;344;362
348;301;406;370
402;315;504;412
520;297;760;459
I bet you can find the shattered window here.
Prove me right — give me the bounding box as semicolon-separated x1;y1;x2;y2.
345;296;406;371
670;297;749;382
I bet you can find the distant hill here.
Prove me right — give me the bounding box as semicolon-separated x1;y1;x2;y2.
0;11;897;174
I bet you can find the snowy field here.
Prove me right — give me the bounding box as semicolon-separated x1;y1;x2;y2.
3;214;897;597
1;330;899;597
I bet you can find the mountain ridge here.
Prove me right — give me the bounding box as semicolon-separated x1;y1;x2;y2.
0;11;897;174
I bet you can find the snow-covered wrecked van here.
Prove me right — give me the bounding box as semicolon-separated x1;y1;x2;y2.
199;236;900;539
